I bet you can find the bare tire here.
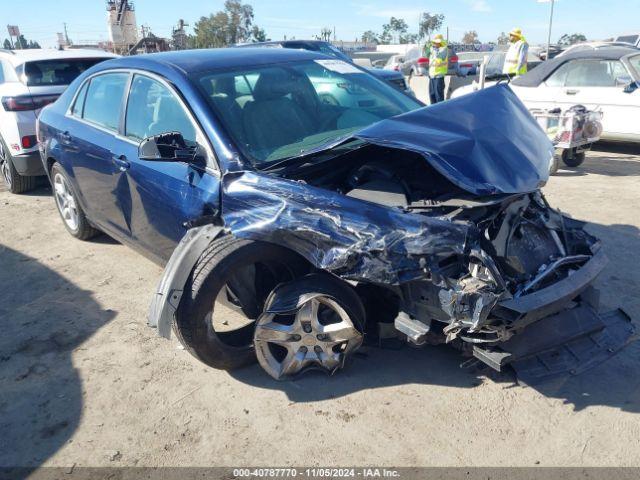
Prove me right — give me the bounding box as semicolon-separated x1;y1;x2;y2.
0;137;37;194
254;273;365;380
174;236;309;370
562;150;585;168
50;163;99;240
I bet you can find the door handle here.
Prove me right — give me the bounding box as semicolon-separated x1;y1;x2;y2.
565;89;579;95
60;131;72;143
112;154;130;172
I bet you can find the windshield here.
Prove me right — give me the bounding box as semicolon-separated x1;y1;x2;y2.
20;58;108;86
617;35;639;45
196;59;421;166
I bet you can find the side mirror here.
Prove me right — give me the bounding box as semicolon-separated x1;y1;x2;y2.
138;131;197;162
623;81;639;94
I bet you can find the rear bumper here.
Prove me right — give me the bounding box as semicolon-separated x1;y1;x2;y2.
11;150;45;177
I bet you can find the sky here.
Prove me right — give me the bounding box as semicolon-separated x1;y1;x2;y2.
2;0;640;48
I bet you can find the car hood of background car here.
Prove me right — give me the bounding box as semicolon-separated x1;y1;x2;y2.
351;84;553;196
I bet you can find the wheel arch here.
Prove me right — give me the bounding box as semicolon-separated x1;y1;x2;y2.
149;224;316;339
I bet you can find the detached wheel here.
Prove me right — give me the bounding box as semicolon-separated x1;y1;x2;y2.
50;163;98;240
174;237;309;371
0;137;36;194
254;273;365;380
562;150;586;168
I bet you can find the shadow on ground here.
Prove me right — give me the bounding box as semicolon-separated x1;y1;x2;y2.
231;217;640;414
0;245;115;468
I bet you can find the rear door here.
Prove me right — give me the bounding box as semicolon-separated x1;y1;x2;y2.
63;71;132;237
109;73;220;261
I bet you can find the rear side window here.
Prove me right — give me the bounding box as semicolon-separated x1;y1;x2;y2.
21;58;108;86
82;73;129;131
547;59;628;87
71;81;89;117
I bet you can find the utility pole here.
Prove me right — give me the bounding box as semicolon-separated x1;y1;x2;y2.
63;22;70;46
546;0;555;60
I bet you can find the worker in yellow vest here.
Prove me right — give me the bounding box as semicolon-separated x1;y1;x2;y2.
503;28;529;76
428;34;449;104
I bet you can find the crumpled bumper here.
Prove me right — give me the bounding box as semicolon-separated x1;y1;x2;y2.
473;305;637;385
492;248;608;326
471;249;638;384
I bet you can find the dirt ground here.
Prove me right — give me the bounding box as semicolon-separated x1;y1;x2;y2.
1;144;640;469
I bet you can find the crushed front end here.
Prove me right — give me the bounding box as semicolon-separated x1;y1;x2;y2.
394;191;636;384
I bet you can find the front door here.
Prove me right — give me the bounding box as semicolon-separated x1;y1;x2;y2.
109;73;220;262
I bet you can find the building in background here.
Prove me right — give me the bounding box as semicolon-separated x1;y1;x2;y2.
106;0;138;54
171;19;189;50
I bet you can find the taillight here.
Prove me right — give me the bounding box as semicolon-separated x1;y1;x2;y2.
450;55;459;64
32;94;59;110
417;57;429;65
2;95;36;111
1;94;59;112
393;65;399;71
21;135;37;149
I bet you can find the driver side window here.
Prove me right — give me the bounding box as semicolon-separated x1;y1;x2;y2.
125;74;196;143
546;59;628;88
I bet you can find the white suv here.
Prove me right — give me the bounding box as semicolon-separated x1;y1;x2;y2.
0;48;115;193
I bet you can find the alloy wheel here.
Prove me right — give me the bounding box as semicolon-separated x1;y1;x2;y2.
0;142;11;189
53;173;79;231
254;296;363;380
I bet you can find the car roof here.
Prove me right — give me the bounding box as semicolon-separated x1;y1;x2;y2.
98;47;327;75
0;48;116;65
512;46;640;87
242;40;328;47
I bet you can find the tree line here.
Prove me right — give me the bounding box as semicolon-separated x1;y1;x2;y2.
3;35;41;49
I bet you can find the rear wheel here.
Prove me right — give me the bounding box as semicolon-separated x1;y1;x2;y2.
174;237;309;371
50;163;99;240
549;154;560;175
0;137;36;194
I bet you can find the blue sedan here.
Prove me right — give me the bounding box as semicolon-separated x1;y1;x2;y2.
37;48;634;382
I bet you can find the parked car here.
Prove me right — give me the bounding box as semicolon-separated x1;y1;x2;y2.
38;48;634;383
0;48;116;193
614;33;640;47
452;46;640;143
399;45;460;77
235;40;412;95
556;41;637;58
383;54;405;72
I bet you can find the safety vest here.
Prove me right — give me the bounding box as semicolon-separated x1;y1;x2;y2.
429;42;449;78
503;38;528;75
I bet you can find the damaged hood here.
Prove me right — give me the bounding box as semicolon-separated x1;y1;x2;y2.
354;84;554;196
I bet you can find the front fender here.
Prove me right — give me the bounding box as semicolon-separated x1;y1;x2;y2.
148;223;224;338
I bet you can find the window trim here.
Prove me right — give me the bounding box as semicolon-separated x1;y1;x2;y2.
66;68;219;173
